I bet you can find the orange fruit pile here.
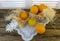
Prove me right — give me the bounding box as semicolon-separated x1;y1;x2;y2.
20;11;29;20
36;24;46;34
30;4;47;15
18;4;47;34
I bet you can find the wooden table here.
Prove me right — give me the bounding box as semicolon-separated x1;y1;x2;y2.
0;9;60;41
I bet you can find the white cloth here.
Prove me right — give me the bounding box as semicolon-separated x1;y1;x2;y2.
6;19;37;41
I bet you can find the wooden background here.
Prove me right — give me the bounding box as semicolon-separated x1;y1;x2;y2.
0;9;60;41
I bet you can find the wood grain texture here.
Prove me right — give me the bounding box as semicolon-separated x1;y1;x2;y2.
0;9;60;41
0;28;60;36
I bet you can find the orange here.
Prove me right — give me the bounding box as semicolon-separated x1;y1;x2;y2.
38;4;47;11
36;24;46;34
20;11;29;20
30;5;38;14
28;18;36;26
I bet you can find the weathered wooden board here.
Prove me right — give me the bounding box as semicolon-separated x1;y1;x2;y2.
0;28;60;36
0;35;60;41
0;17;60;29
0;9;60;41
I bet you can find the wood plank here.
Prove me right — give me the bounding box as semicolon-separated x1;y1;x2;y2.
32;36;60;41
0;9;11;18
0;9;59;15
0;35;60;41
0;9;59;14
45;29;60;36
0;9;9;15
0;16;60;29
0;19;60;29
0;28;60;36
1;22;60;29
56;9;60;14
0;36;23;41
0;18;9;28
0;28;60;41
0;9;60;18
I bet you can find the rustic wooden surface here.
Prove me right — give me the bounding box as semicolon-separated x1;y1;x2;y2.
0;9;60;41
